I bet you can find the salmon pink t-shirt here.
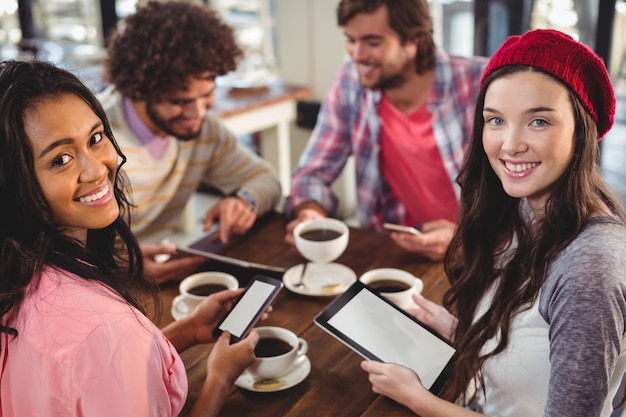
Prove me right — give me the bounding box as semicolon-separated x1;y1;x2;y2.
379;96;458;226
0;266;187;416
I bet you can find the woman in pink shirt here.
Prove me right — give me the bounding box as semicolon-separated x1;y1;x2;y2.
0;60;260;417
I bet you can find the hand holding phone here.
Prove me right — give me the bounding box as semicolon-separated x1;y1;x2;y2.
383;223;422;235
213;275;283;343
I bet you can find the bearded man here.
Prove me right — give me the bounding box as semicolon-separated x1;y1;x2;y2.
284;0;487;261
100;1;281;283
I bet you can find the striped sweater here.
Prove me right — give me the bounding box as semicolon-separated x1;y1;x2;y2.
98;87;281;243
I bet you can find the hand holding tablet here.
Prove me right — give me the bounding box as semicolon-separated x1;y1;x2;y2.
314;280;455;395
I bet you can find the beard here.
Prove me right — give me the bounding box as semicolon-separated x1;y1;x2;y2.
146;101;202;141
371;72;408;90
362;58;414;90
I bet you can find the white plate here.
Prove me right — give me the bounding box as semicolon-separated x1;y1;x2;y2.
235;355;311;392
283;263;357;296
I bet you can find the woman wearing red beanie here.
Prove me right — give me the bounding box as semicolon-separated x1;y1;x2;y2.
361;29;626;416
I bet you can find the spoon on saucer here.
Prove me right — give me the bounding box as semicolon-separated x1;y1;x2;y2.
294;262;309;290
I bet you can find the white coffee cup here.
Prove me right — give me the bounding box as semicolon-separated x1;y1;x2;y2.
172;271;238;318
359;268;423;309
247;326;308;380
293;218;349;264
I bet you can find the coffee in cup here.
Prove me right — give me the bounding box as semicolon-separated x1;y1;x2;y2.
359;268;423;309
247;326;308;381
187;283;230;296
293;218;349;264
298;228;343;242
172;271;238;319
367;279;412;293
255;337;293;357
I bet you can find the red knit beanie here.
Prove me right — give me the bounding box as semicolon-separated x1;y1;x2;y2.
481;29;615;139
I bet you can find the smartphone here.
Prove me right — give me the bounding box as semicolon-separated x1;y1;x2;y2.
213;275;283;343
383;223;422;235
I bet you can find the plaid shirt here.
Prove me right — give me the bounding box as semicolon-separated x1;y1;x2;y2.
285;50;488;230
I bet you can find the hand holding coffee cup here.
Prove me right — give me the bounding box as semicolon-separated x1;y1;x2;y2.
359;268;423;309
246;326;308;383
293;218;349;264
172;271;239;319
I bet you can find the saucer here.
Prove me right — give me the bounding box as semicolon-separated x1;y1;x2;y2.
170;305;186;321
235;355;311;392
284;263;357;296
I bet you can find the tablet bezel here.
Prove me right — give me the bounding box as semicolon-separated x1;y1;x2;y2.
213;274;283;343
176;225;286;273
314;280;455;395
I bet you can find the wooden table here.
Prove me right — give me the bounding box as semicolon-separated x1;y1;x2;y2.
152;212;449;416
213;82;312;195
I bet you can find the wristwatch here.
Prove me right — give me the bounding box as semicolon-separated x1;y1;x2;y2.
234;188;256;212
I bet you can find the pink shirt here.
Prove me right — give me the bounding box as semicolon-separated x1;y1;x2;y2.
379;96;458;226
0;266;187;416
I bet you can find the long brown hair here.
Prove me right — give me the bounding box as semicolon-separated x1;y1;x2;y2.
0;60;159;340
336;0;435;74
443;65;626;401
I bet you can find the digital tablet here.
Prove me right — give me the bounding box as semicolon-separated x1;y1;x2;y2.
213;275;283;343
184;223;243;254
314;280;455;395
177;224;285;274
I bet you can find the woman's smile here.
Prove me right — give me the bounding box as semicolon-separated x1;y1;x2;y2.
501;160;541;177
482;71;575;214
25;93;120;242
75;182;113;204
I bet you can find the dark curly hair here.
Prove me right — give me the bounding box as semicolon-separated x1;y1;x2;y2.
105;1;242;101
0;60;159;339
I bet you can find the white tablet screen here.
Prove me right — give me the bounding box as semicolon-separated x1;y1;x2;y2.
326;288;455;389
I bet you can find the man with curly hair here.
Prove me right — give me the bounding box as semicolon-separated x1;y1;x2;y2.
99;1;281;284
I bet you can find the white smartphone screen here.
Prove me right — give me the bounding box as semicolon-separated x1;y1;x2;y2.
217;278;281;340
